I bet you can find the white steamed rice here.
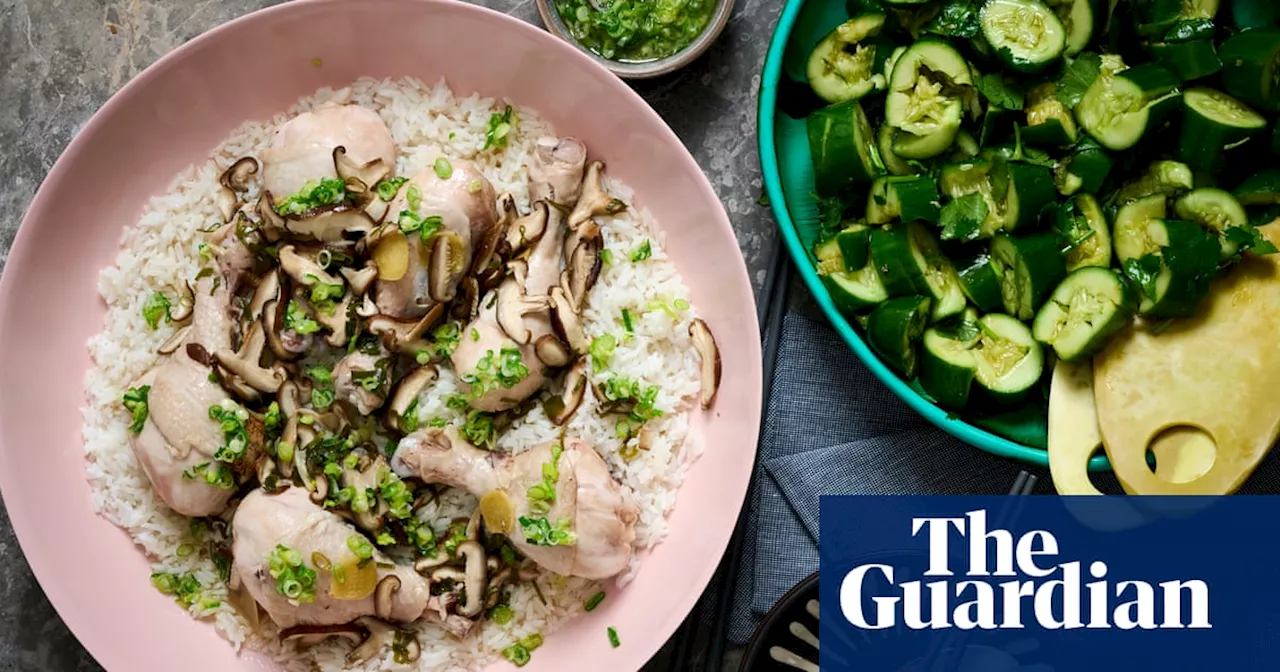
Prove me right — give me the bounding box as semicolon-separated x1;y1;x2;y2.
82;76;704;670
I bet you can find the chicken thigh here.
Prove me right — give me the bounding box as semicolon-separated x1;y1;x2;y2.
232;488;432;629
392;427;638;580
261;104;398;199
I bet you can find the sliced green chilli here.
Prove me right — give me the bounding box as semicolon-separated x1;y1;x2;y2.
920;325;980;409
869;222;967;321
865;175;941;225
885;40;972;159
1120;218;1220;317
980;0;1068;73
1177;87;1268;172
1218;27;1280;112
808;100;887;197
807;14;892;103
990;232;1068;320
1056;194;1112;271
972;314;1045;406
1032;267;1136;361
956;253;1005;313
1075;63;1181;150
866;295;932;377
1173;188;1249;258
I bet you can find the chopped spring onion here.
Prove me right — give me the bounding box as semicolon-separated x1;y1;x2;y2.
621;308;634;333
400;398;420;433
467;179;483;194
491;605;515;624
176;543;194;558
608;626;620;648
142;292;172;329
122;385;150;433
276;440;294;464
484;106;518;151
267;544;317;603
406;184;423;212
589;334;616;369
585;591;606;612
434;157;454;179
375;176;409;201
629;239;652;262
285;299;321;335
274;178;347;216
347;534;374;560
518;515;576;546
311;552;332;572
600;248;614;267
501;643;531;667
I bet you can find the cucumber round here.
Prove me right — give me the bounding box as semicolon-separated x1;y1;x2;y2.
1045;0;1096;56
823;264;890;314
956;253;1005;313
866;295;932;377
877;124;919;176
1112;194;1169;262
1032;267;1136;361
885;41;972;159
1234;169;1280;205
807;100;887;197
869;222;967;322
920;325;980;409
1218;28;1280;112
990;232;1069;320
1076;64;1180;150
1003;163;1058;231
1173;188;1248;258
1054;139;1112;196
1147;39;1221;82
1177;87;1268;172
1116;216;1220;317
866;175;942;225
980;0;1068;72
1111;160;1194;206
807;15;891;103
1056;194;1112;271
972;314;1045;406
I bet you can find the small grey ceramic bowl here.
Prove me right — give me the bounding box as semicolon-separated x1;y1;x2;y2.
534;0;736;79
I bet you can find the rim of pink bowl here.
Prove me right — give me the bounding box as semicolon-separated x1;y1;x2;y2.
0;0;762;669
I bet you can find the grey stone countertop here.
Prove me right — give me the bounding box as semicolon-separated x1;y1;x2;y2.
0;0;785;669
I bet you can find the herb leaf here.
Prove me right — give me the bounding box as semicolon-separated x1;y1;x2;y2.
1224;225;1279;256
1122;254;1163;300
923;0;981;38
939;193;989;242
975;73;1025;111
1055;53;1102;109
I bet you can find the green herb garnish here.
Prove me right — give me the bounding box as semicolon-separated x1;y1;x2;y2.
585;591;606;612
122;385;150;433
375;176;409;201
630;239;652;262
285;299;321;335
267;544;317;603
434;157;454;179
518;515;576;547
142;292;172;329
274;178;347;216
939;193;989;242
484;105;518;151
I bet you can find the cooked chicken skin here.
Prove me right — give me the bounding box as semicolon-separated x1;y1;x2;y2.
373;161;497;318
527;136;587;206
232;488;432;629
331;346;389;415
261;104;398;199
127;274;238;517
392;428;638;579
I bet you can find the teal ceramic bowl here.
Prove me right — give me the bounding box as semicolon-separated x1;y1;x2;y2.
757;0;1109;470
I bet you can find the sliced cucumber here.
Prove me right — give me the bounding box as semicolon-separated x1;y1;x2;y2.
1136;0;1219;35
866;295;932;377
956;253;1006;313
1147;39;1221;82
1218;27;1280;112
808;100;887;197
921;324;980;409
1075;63;1181;150
1112;193;1169;262
1118;218;1220;317
952;130;981;159
1173;188;1248;258
1032;267;1136;361
1003;162;1058;231
990;232;1069;320
877;124;919;176
807;15;892;103
1024;83;1080;146
1177;87;1268;172
869;222;967;321
885;40;972;159
1054;139;1112;195
823;264;890;313
1045;0;1096;56
938;160;1012;237
980;0;1068;73
1056;194;1112;270
1110;160;1193;206
1234;169;1280;206
865;175;941;225
814;224;871;273
972;314;1045;406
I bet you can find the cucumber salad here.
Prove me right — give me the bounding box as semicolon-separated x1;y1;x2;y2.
804;0;1280;419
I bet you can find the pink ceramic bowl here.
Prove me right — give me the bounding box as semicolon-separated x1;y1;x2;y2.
0;0;761;669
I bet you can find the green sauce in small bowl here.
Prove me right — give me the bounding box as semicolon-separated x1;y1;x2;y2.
553;0;717;63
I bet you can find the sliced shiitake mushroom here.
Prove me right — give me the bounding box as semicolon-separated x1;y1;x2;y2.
568;161;626;229
278;246;343;289
220;157;260;192
333;146;392;195
546;359;587;425
314;292;353;348
349;617;397;665
279;623;365;648
214;320;286;396
454;541;488;618
263;297;308;362
428;231;467;303
256;192;286;233
157;325;191;355
452;277;480;322
216;187;238;223
534;334;572;368
169;281;196;323
495;279;547;345
368;305;444;353
374;575;401;621
271;204;376;243
689;318;721;409
340;264;379;295
505;201;550;255
564;232;603;310
388;365;438;432
471;194;516;275
548;287;588;354
186;342;213;367
356;294;380;318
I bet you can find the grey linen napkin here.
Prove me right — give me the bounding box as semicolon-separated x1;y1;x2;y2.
727;312;1046;642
